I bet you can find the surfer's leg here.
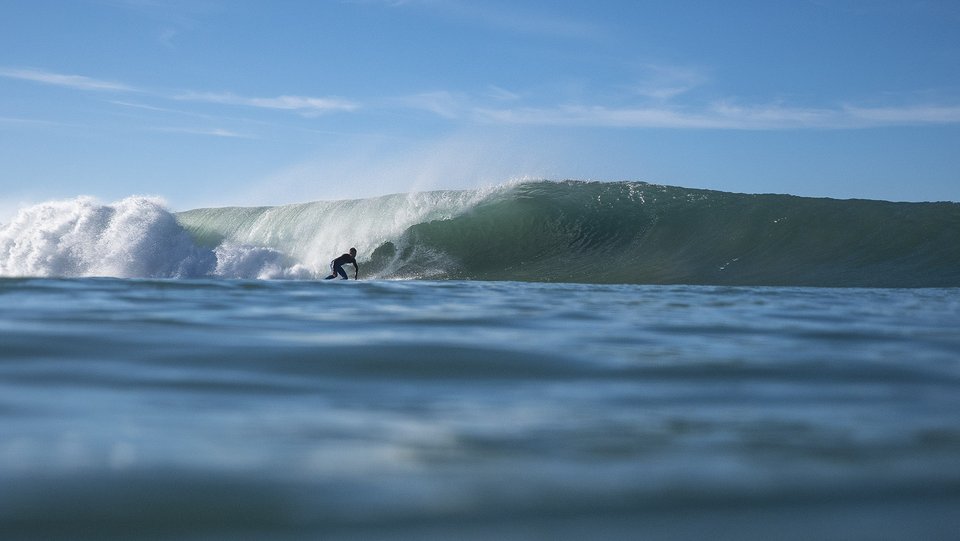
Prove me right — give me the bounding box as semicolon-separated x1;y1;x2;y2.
336;265;348;279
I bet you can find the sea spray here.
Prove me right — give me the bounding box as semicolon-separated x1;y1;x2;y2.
212;241;313;280
0;196;214;278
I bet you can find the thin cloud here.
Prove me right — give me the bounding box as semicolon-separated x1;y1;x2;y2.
111;99;248;122
0;67;135;92
632;64;709;101
843;104;960;125
6;66;958;131
175;92;360;115
0;116;72;127
388;84;960;130
111;100;189;114
151;126;253;138
472;101;960;130
486;85;522;102
1;66;359;117
393;91;468;119
708;102;840;129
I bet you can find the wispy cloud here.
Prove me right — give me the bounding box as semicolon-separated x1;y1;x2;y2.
0;67;135;92
471;101;960;130
2;67;358;117
631;64;709;101
842;104;960;125
474;104;719;129
392;91;467;119
150;126;253;138
0;116;73;127
111;100;190;114
5;66;959;131
485;85;522;102
380;82;960;130
174;92;360;115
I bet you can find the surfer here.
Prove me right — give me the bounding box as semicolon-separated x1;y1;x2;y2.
325;248;359;280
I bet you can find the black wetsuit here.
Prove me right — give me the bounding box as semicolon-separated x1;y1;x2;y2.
325;253;358;280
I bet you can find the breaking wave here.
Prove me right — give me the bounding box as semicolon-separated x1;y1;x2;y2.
2;181;958;287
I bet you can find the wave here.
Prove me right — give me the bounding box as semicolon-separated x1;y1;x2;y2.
2;181;958;286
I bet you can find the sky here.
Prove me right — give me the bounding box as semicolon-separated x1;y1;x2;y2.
1;0;959;219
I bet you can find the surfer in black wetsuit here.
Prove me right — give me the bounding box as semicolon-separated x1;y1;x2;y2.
325;247;359;280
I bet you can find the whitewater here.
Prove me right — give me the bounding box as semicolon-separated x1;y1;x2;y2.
3;180;959;286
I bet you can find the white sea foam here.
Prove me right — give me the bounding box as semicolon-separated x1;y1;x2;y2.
0;196;215;278
212;241;314;280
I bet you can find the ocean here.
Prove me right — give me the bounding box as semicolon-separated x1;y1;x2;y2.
1;181;959;540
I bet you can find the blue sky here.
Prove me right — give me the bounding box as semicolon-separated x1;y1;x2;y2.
1;0;959;218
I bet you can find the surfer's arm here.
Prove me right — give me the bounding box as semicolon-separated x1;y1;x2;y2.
353;262;359;279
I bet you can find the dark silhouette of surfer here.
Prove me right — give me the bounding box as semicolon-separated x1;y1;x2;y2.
325;248;359;280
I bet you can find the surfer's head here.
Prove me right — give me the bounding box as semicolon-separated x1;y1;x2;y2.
349;247;357;256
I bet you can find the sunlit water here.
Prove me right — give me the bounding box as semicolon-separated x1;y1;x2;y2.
1;278;959;540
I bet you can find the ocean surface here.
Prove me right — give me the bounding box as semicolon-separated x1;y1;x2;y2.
2;279;959;540
1;181;959;539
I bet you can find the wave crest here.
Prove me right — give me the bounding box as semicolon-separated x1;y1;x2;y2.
4;182;959;286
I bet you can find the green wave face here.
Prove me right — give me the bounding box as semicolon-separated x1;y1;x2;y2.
176;181;960;287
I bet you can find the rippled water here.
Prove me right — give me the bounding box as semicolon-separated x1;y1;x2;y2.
1;278;959;540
